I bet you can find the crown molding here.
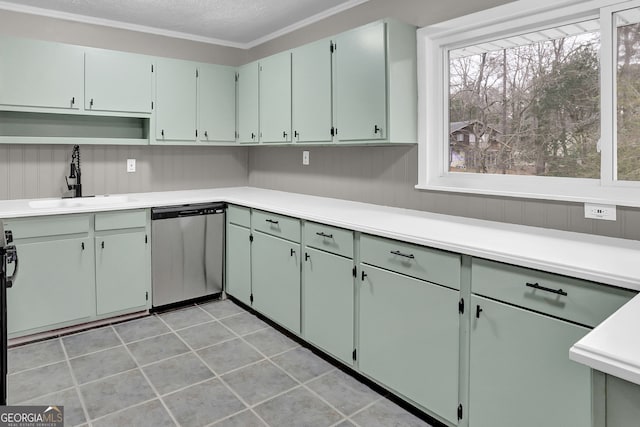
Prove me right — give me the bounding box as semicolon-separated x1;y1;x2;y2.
0;0;370;49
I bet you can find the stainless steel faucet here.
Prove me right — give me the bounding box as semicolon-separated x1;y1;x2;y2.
65;145;82;198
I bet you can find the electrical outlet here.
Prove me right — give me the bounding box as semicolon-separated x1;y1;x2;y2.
302;151;310;166
584;203;616;221
127;158;136;173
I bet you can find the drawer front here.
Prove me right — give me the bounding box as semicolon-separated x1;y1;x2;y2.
95;210;147;231
4;214;90;239
252;210;300;242
304;221;353;258
227;205;250;227
360;234;461;289
472;258;636;327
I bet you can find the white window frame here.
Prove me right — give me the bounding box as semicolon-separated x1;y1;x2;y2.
416;0;640;207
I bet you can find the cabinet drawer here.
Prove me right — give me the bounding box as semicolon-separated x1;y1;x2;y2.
4;214;90;239
472;258;636;327
228;205;250;227
95;210;147;231
304;222;353;258
360;234;461;289
252;210;300;242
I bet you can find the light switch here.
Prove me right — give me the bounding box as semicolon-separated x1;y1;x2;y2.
127;158;136;173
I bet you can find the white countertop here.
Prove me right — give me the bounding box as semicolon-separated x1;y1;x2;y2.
1;186;639;291
3;186;640;386
570;293;640;385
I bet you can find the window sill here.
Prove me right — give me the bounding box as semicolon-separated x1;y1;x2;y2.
415;177;640;208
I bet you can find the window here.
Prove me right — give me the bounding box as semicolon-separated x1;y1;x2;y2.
418;0;640;206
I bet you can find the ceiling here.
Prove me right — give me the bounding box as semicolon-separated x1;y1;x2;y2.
0;0;370;48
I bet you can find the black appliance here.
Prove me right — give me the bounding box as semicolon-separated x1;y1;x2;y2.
0;222;18;405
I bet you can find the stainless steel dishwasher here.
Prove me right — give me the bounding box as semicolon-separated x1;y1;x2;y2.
151;203;225;308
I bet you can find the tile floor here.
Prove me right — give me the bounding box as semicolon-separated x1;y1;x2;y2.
7;299;433;427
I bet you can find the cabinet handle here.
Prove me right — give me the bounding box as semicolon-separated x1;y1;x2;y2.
294;130;299;139
390;250;415;259
361;270;368;281
81;242;84;251
101;241;104;249
265;219;279;225
305;252;310;261
90;98;94;108
476;305;483;319
316;232;333;239
526;282;568;296
374;125;382;134
161;129;165;137
71;97;75;106
283;131;288;139
290;248;296;257
204;131;208;138
251;132;256;140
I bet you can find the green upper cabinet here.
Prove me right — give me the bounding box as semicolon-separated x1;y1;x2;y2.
333;20;417;143
85;49;153;114
469;295;592;427
259;51;292;143
0;36;83;111
155;58;197;142
237;61;259;144
95;231;149;315
334;22;386;141
198;63;237;143
292;38;333;143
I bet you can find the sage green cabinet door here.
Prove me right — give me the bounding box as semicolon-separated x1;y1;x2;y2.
198;64;236;142
303;247;353;364
155;59;197;141
359;264;459;423
95;232;149;316
237;62;259;143
0;36;83;110
226;223;252;306
335;22;387;141
8;238;93;335
85;49;153;114
252;232;300;333
469;295;591;427
292;39;332;143
259;52;292;143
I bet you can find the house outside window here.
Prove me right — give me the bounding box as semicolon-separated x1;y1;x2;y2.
417;0;640;207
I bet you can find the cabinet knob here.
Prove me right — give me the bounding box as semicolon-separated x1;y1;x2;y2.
204;131;208;138
90;98;94;108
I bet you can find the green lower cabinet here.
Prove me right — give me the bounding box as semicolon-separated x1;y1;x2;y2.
469;295;591;427
303;247;354;365
606;375;640;427
359;264;460;423
226;223;252;306
251;232;300;333
95;231;148;315
8;237;94;335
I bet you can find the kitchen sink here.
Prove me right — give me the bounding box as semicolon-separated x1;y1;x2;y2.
28;195;132;209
